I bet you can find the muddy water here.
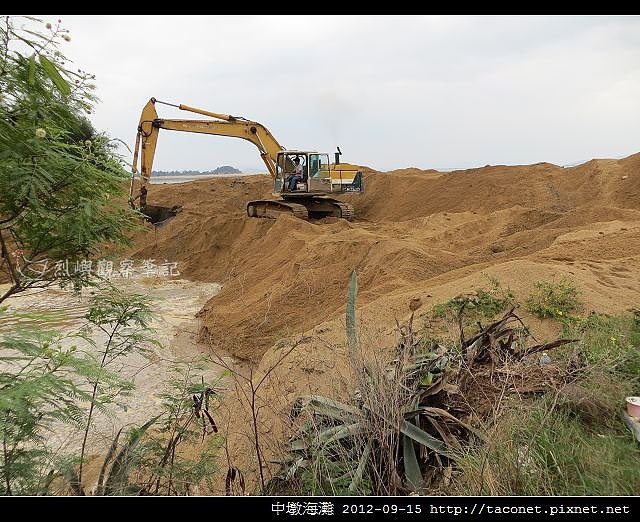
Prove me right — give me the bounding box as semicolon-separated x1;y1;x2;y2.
0;278;224;454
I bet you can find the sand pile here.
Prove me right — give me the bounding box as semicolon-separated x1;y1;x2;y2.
126;153;640;493
128;153;640;362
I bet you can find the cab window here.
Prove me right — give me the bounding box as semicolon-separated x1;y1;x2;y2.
310;154;329;178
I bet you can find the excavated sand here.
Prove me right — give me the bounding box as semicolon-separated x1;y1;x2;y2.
127;153;640;492
129;153;640;361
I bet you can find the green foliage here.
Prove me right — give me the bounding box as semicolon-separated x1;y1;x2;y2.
85;286;155;346
346;270;358;355
0;16;140;303
76;285;156;487
296;445;373;496
525;277;583;319
99;415;160;495
0;284;157;495
453;395;640;495
132;362;223;495
431;274;515;327
277;279;468;495
452;308;640;496
279;357;463;495
0;327;95;495
562;311;640;381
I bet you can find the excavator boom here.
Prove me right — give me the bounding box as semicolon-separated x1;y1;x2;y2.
131;98;282;190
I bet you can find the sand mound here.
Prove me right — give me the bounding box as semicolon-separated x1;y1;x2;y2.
127;154;640;493
128;153;640;361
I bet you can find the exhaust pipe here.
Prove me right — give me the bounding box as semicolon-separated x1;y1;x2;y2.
334;146;342;165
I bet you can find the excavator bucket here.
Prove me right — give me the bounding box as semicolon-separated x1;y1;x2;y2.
141;204;183;227
130;99;184;227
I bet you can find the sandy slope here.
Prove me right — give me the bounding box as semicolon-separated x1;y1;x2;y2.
126;153;640;492
129;153;640;363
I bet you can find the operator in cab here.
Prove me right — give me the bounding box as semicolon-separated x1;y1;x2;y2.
287;157;304;191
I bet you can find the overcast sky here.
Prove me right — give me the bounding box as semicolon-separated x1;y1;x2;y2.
48;15;640;172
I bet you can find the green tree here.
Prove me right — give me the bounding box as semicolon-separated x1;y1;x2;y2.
0;329;92;495
0;286;155;496
0;15;153;496
135;362;222;495
0;16;139;304
77;287;156;489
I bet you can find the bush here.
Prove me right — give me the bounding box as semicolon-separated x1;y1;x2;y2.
451;308;640;496
452;394;640;495
428;275;516;344
562;311;640;380
432;275;515;323
525;278;583;319
274;271;467;495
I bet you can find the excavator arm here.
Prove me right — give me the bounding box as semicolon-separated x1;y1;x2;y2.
130;98;284;201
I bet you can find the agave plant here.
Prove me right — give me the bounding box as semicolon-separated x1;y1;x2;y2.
273;274;579;495
275;271;479;495
60;415;159;495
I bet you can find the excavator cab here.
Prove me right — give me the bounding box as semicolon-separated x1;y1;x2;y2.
246;150;361;219
274;151;363;196
277;152;309;193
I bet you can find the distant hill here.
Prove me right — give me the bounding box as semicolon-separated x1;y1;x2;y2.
211;165;242;174
152;166;241;176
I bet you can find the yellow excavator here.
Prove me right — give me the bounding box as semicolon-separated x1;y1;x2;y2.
130;98;364;224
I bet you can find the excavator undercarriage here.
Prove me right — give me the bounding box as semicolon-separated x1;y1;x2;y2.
246;197;354;220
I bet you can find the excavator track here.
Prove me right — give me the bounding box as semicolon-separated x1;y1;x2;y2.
246;200;309;220
298;198;354;220
247;198;354;221
328;200;354;220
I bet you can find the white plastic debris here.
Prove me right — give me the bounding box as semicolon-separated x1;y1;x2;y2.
539;352;551;365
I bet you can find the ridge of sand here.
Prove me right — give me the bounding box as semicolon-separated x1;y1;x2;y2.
124;152;640;492
128;152;640;361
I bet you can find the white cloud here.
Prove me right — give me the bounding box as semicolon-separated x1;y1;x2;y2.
41;15;640;171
